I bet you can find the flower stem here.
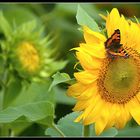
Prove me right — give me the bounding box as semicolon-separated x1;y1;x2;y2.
83;125;90;137
52;124;65;137
0;69;10;136
0;125;9;136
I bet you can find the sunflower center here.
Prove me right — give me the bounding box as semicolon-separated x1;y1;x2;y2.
16;42;40;73
98;48;140;104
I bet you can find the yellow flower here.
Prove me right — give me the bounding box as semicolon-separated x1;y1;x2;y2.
67;8;140;135
16;41;40;74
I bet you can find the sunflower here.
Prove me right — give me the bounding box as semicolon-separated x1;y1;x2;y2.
67;8;140;135
0;11;66;82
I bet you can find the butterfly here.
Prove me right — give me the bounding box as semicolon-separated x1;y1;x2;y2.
104;29;129;59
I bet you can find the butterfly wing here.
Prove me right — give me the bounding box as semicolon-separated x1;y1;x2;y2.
104;29;121;49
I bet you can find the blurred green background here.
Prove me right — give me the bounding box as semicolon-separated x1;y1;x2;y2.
0;3;140;136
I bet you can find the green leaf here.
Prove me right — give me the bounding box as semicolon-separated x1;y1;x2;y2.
49;61;68;75
117;126;140;136
11;81;54;106
10;122;32;136
54;86;76;105
100;128;118;137
91;124;118;137
3;5;41;27
0;55;5;76
19;101;53;122
8;118;33;136
0;101;54;126
4;81;55;134
76;4;100;32
56;4;100;21
56;4;78;14
45;112;118;137
15;20;37;34
18;123;46;136
49;72;72;91
0;107;21;123
0;11;12;40
45;112;82;137
4;77;22;108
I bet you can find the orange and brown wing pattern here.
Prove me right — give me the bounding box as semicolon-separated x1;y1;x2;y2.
104;29;121;49
104;29;129;59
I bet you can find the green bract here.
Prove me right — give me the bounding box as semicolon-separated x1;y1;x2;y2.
0;11;67;82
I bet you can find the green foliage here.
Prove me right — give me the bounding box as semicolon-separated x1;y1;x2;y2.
0;80;55;136
91;125;118;137
0;3;139;137
76;4;100;32
0;101;54;124
45;112;82;137
1;4;41;27
10;81;54;106
54;86;76;105
45;112;118;137
117;126;140;136
4;77;22;108
0;11;12;40
47;61;68;77
49;72;75;91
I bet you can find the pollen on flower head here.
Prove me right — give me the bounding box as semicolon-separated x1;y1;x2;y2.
97;48;140;104
67;7;140;136
16;41;40;73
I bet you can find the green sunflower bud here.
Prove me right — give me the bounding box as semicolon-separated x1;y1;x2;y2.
0;11;67;82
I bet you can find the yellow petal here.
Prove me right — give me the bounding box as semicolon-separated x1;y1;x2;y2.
83;93;100;119
95;102;110;136
106;8;121;37
119;15;129;45
74;70;98;85
67;82;87;97
104;103;116;130
76;51;102;70
136;92;140;102
73;99;92;111
126;97;140;125
83;96;104;125
79;43;106;59
74;96;103;123
106;8;129;46
77;82;98;100
82;93;100;120
83;26;106;44
127;21;140;52
115;104;131;129
124;104;132;121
